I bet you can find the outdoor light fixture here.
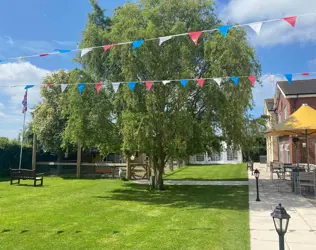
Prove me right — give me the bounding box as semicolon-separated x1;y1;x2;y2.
271;204;290;250
254;169;260;202
130;155;135;161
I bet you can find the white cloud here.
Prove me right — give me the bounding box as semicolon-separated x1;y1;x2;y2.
0;103;4;109
0;62;51;138
220;0;316;47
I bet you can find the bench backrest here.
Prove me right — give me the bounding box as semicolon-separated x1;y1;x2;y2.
299;172;316;182
10;169;35;179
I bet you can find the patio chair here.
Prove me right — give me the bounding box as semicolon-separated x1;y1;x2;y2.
270;162;282;180
298;172;316;196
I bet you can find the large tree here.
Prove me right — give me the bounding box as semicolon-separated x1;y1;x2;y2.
78;0;261;189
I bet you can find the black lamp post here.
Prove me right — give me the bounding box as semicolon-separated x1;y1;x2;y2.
254;169;260;201
271;204;290;250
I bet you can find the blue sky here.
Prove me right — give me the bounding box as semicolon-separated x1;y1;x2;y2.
0;0;316;138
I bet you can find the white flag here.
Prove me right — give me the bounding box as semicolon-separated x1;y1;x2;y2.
162;80;171;85
61;84;68;92
213;78;222;86
112;82;120;93
159;36;173;46
81;48;93;57
248;22;263;35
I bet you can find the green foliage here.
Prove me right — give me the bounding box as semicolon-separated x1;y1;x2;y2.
78;0;261;189
0;137;9;148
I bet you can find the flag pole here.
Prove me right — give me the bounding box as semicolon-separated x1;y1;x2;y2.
19;89;28;169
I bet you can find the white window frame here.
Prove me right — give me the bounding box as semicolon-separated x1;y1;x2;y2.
196;154;205;162
284;143;290;163
227;149;238;161
284;105;288;120
279;144;284;163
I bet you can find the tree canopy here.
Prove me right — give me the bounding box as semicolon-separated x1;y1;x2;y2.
33;0;261;190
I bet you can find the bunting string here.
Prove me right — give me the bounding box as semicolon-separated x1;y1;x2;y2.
1;71;316;91
0;12;315;63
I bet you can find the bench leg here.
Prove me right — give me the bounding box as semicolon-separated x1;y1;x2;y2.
34;179;37;187
18;179;20;184
41;178;43;186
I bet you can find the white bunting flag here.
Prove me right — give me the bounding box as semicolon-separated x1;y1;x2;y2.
162;80;171;85
248;22;263;35
159;36;173;46
112;82;120;93
213;78;222;86
61;84;68;92
81;48;93;57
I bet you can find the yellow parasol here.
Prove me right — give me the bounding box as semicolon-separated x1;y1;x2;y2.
266;104;316;170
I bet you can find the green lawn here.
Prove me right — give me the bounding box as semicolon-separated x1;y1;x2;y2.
0;178;249;250
165;164;248;181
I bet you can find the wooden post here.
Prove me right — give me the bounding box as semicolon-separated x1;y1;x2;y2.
126;156;131;180
77;142;82;178
146;157;151;180
32;133;37;170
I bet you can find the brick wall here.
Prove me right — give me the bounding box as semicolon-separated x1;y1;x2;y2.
275;91;316;164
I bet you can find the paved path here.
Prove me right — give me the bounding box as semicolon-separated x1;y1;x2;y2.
249;163;316;250
134;179;248;186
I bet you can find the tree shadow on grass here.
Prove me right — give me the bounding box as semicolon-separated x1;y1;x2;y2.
164;178;248;181
96;183;249;210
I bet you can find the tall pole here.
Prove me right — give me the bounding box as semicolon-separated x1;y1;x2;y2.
256;177;260;201
18;111;27;169
306;130;310;172
279;234;285;250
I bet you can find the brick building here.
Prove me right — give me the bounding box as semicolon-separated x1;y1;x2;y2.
265;79;316;165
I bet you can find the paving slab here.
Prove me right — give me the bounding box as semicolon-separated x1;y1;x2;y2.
249;163;316;250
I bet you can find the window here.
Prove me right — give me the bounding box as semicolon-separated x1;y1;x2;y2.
284;105;288;120
284;143;290;163
279;144;284;163
227;149;238;161
278;112;282;123
196;154;205;162
210;151;222;161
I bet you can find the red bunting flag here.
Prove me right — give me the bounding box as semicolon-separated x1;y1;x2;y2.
197;79;205;88
96;82;103;93
40;53;49;57
302;72;310;76
145;81;153;91
189;32;202;45
282;16;297;27
104;44;116;52
248;76;257;86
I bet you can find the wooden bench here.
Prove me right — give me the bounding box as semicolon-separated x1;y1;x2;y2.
298;172;316;196
10;169;44;187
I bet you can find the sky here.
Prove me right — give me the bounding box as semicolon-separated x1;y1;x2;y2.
0;0;316;138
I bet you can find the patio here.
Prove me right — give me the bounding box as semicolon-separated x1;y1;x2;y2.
249;163;316;250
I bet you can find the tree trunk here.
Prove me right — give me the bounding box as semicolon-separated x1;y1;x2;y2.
156;167;164;190
56;152;63;176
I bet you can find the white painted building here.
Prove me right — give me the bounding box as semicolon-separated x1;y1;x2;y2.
189;142;243;165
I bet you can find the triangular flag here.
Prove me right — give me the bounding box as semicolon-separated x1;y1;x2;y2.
96;82;103;93
159;36;173;46
213;78;222;86
128;82;137;91
248;76;256;86
54;49;71;53
218;25;232;38
189;32;202;45
145;81;153;91
25;85;34;89
61;84;68;92
248;22;263;35
112;82;120;93
162;80;171;85
197;79;205;88
104;44;115;52
81;48;93;57
284;74;293;85
282;16;297;28
132;40;144;50
302;72;310;76
40;54;49;57
78;83;86;94
231;77;239;86
180;79;188;87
